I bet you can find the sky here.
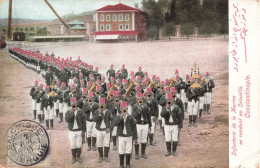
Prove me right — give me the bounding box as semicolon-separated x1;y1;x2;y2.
0;0;143;20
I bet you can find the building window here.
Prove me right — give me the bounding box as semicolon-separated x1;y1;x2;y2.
106;24;111;31
125;14;129;21
125;24;129;30
100;14;104;21
100;24;104;31
119;24;123;30
112;14;117;21
119;14;123;21
106;14;111;21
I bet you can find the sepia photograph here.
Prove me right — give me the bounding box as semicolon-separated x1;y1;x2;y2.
0;0;231;167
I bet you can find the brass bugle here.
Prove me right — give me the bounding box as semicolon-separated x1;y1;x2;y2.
161;86;164;90
123;109;127;113
115;99;119;103
72;90;76;94
167;101;171;105
148;94;151;98
100;105;104;109
139;100;143;104
96;91;100;95
83;96;86;99
88;99;92;102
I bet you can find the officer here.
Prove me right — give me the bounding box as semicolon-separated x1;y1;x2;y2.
135;66;144;80
30;80;39;120
41;86;54;130
204;72;215;114
45;67;53;86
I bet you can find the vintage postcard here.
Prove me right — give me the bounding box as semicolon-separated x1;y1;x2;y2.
0;0;258;167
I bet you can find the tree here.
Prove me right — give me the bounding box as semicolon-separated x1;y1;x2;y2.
181;23;194;38
162;22;175;41
216;0;228;35
199;21;220;38
36;28;50;36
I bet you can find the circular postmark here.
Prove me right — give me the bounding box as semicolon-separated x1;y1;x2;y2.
7;120;49;166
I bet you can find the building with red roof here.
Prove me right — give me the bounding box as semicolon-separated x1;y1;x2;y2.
91;3;146;42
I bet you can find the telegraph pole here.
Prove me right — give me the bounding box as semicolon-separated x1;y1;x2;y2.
7;0;13;39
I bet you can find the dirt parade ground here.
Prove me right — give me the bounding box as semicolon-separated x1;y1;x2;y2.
0;38;228;168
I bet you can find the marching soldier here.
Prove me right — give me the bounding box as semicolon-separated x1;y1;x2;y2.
121;64;128;79
197;75;206;118
184;74;191;111
106;64;115;82
186;78;199;127
65;97;86;164
83;91;99;151
204;72;215;114
157;86;169;137
59;67;69;86
41;86;55;130
113;101;137;168
111;90;121;150
93;67;101;81
161;93;181;156
145;87;158;146
30;80;39;120
135;66;144;80
93;97;113;163
132;92;151;159
45;67;53;86
34;83;45;123
57;82;69;123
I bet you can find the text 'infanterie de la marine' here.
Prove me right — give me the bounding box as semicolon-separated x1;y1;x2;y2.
231;75;251;157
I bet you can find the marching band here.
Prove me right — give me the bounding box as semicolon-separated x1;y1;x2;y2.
9;48;215;168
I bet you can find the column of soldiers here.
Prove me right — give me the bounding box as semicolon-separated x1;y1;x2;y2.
9;48;215;168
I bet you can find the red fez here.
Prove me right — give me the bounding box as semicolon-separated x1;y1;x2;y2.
70;57;72;60
70;97;77;103
137;92;143;98
95;67;98;70
87;82;92;87
62;82;66;87
74;77;77;80
145;76;149;81
57;80;61;84
45;86;50;89
152;75;156;78
78;56;80;59
144;72;148;76
80;80;85;84
142;81;147;85
186;74;189;78
167;93;173;100
206;72;209;76
35;80;38;84
131;71;134;75
116;73;119;76
113;91;120;97
40;84;43;87
71;84;76;89
75;67;79;71
88;92;94;98
121;101;127;108
123;79;128;84
138;75;141;80
136;86;141;92
170;87;177;94
120;68;123;71
165;79;170;84
160;81;165;85
138;66;142;70
147;87;152;93
83;88;88;94
165;86;170;92
122;64;125;67
80;72;83;76
97;79;101;83
190;78;194;82
175;69;179;74
96;85;101;90
132;76;136;79
111;64;113;67
102;76;105;80
156;77;160;80
99;97;106;104
176;75;179;79
198;75;202;78
111;77;115;81
107;82;111;88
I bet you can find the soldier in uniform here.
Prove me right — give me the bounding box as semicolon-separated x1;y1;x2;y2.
34;83;45;123
41;86;54;130
113;101;137;168
186;78;199;127
106;64;115;82
184;74;190;111
30;80;39;120
197;75;206;118
93;97;113;163
45;67;53;86
83;91;99;151
93;67;102;81
65;97;86;164
145;87;158;146
161;93;182;156
121;64;128;79
57;82;68;123
204;72;215;114
135;66;144;80
132;92;151;159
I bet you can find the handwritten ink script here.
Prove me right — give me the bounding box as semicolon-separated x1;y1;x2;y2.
230;3;248;72
231;75;251;157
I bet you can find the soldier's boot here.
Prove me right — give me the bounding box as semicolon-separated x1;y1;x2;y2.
185;103;188;112
135;144;139;160
59;113;63;123
76;148;83;163
104;147;110;162
56;109;59;118
141;143;148;159
113;136;118;150
188;116;192;127
87;137;91;151
97;147;103;163
159;120;163;131
50;119;54;130
193;116;197;127
82;134;85;144
199;109;203;119
126;154;131;168
119;154;125;168
71;149;76;164
163;128;165;138
203;104;207;114
45;120;49;130
33;110;36;120
38;114;42;123
165;142;171;156
172;141;178;156
92;137;97;151
178;131;181;146
42;114;45;123
207;104;211;114
149;134;155;146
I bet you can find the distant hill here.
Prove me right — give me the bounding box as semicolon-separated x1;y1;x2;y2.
0;18;50;26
